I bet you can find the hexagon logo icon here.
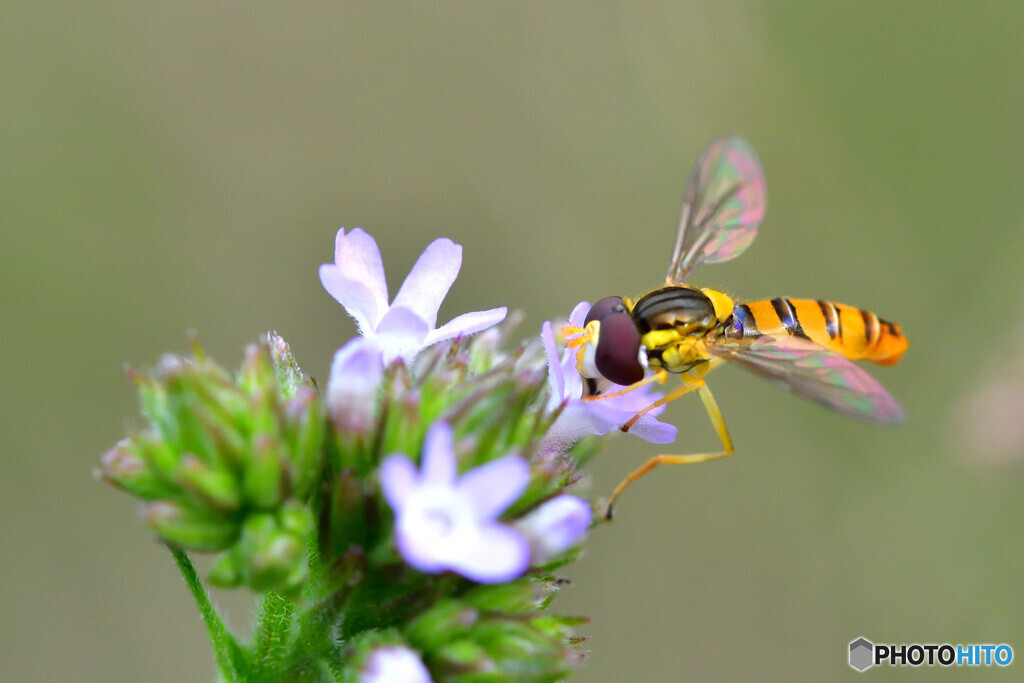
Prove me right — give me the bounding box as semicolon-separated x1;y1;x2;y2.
849;637;874;672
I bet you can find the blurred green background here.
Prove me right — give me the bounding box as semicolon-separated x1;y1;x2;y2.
4;3;1023;680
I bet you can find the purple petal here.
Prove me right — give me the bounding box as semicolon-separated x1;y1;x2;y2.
374;305;431;363
558;345;584;402
380;455;418;513
541;321;566;407
568;301;591;328
326;338;384;432
581;384;678;444
448;523;530;583
423;307;508;347
319;265;386;333
458;455;530;519
515;495;592;562
333;228;389;310
328;337;383;380
624;416;678;444
392;238;462;328
559;401;613;436
420;422;456;485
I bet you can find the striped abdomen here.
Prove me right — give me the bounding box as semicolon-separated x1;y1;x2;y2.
728;298;907;365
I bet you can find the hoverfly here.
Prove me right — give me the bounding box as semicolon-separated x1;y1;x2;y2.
563;136;907;517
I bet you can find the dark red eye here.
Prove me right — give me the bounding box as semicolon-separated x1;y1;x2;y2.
594;311;644;385
584;296;627;327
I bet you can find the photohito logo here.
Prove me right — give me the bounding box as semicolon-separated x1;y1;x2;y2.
849;637;1013;671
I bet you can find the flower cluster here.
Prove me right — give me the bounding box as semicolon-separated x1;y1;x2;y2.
99;227;677;681
98;336;321;595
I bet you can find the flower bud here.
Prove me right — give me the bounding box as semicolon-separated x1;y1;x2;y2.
178;454;242;512
143;501;239;551
207;503;313;595
96;439;172;500
265;331;304;400
405;599;478;652
243;433;289;510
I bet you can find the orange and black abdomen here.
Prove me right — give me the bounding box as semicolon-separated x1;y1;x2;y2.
728;298;907;365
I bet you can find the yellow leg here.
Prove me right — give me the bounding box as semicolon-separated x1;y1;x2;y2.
581;368;669;403
605;383;734;520
620;373;703;431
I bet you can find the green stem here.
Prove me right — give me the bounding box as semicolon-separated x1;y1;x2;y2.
251;591;294;676
169;546;247;681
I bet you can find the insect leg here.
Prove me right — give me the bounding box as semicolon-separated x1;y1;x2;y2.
617;357;725;429
619;373;703;431
604;382;734;520
581;368;669;403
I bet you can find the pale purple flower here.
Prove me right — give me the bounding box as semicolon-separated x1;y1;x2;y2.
514;495;592;563
361;644;432;683
320;228;507;364
325;337;384;434
380;422;531;583
540;302;677;455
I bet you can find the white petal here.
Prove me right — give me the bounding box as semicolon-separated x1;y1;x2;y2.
374;306;431;364
423;307;507;347
458;455;530;519
319;265;385;333
361;646;431;683
392;238;462;328
420;422;456;486
395;521;449;574
394;485;473;573
334;228;389;312
448;523;530;583
380;455;418;513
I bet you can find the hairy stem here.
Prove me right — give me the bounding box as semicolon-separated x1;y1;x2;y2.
170;545;247;681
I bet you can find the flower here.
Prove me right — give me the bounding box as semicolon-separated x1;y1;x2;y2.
320;228;507;364
361;644;432;683
380;422;531;583
325;337;384;434
540;302;678;455
514;495;592;563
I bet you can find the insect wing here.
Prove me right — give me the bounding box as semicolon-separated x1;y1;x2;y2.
707;335;905;424
666;135;767;284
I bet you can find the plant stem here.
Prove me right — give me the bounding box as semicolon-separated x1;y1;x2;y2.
169;545;247;681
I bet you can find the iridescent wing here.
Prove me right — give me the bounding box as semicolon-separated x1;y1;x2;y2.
666;135;767;285
706;334;905;424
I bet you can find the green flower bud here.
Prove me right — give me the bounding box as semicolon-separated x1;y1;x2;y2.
285;386;325;500
207;552;242;588
435;639;491;671
462;581;538;614
404;600;478;653
143;501;239;551
243;433;289;510
178;454;242;512
96;439;172;500
208;504;313;595
265;331;304;400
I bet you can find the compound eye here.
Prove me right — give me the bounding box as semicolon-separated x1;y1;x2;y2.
584;296;627;327
594;311;645;386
